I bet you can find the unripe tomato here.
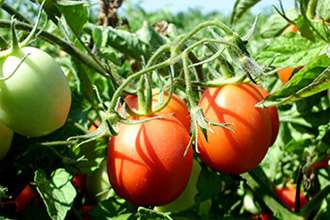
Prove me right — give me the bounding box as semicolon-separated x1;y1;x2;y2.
277;67;295;84
154;159;201;212
254;86;279;146
0;121;13;160
86;160;112;202
0;47;71;137
124;92;190;131
197;83;272;174
275;187;308;211
107;116;193;206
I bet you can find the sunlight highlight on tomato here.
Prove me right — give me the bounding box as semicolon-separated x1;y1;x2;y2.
197;83;272;174
107;116;193;206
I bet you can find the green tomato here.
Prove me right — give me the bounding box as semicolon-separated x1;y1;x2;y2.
86;160;112;201
0;121;13;160
154;159;201;213
0;47;71;137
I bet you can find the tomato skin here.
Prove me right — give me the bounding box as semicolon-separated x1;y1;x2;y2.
277;67;296;84
107;116;193;206
197;83;272;174
275;187;308;211
0;121;13;160
0;47;71;137
15;184;36;212
254;86;279;146
261;213;273;220
72;175;87;193
82;204;93;220
154;159;201;212
311;156;330;170
124;92;190;131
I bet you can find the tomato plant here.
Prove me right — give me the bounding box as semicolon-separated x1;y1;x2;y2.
107;116;193;206
197;83;272;174
0;47;71;137
0;121;13;160
0;0;329;220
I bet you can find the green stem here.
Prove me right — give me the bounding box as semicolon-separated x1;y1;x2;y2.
108;58;177;111
0;19;109;77
145;74;153;114
144;45;170;114
207;45;235;79
11;18;19;51
137;77;146;113
300;185;330;217
175;20;235;52
306;0;318;19
1;3;30;23
182;53;196;108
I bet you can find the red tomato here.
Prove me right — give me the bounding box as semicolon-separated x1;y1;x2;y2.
277;67;296;84
124;92;190;131
15;184;36;212
82;204;93;220
197;83;272;174
261;213;273;220
72;175;87;193
254;86;280;146
311;156;330;170
107;116;193;206
275;187;308;211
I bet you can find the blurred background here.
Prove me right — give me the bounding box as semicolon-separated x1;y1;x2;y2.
128;0;294;14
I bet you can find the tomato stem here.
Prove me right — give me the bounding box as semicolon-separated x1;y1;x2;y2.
10;18;19;51
19;0;45;48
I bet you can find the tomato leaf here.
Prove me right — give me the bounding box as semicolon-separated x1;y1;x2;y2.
197;167;221;202
57;0;88;35
34;169;76;220
316;0;330;21
257;55;330;107
136;21;166;51
137;207;173;220
87;24;151;59
255;34;328;67
231;0;261;24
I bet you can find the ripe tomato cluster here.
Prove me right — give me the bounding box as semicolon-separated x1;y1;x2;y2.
106;82;280;207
